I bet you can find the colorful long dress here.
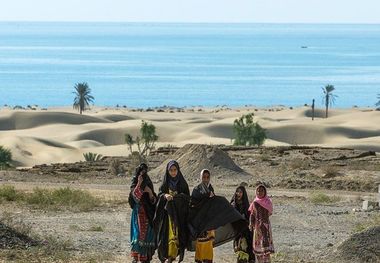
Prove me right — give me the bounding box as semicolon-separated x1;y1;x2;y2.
167;189;180;259
249;200;274;263
130;185;156;262
195;230;215;263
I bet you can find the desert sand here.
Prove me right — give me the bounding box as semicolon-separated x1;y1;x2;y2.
0;106;379;168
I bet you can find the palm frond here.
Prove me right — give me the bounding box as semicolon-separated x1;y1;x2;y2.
72;82;94;114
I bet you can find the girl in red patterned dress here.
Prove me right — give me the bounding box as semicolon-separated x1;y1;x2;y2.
129;163;157;263
248;184;274;263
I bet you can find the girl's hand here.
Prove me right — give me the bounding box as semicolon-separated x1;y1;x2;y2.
164;194;173;201
249;224;253;231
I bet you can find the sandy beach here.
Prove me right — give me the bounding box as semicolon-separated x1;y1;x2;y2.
0;106;379;168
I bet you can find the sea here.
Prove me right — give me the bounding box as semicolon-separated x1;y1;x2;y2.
0;22;379;108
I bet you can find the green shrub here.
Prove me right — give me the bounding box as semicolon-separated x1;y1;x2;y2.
125;120;158;159
0;146;12;169
83;152;103;162
233;114;267;146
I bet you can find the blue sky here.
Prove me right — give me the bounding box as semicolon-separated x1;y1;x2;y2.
0;0;379;23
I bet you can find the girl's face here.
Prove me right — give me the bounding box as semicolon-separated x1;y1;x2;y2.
169;165;178;178
201;171;210;185
256;186;266;198
236;188;243;200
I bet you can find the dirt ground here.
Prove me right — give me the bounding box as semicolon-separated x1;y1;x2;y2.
0;146;379;262
0;182;378;263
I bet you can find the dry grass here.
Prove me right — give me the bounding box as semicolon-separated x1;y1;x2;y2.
0;185;102;212
322;165;341;178
353;214;380;233
108;159;125;176
0;185;24;202
289;158;310;170
309;191;342;204
88;225;104;232
0;213;73;262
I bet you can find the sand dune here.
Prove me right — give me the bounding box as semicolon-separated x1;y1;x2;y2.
75;128;133;146
66;140;105;148
0;135;81;167
0;111;111;130
0;107;379;167
98;114;135;122
266;125;328;144
191;122;234;139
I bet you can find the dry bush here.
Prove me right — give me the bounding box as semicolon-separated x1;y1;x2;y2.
322;165;340;178
108;159;125;176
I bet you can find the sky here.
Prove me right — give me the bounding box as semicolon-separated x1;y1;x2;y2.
0;0;379;23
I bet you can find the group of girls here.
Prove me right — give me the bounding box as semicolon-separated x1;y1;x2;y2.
129;161;274;263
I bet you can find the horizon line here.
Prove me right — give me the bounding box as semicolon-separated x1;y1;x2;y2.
1;20;380;25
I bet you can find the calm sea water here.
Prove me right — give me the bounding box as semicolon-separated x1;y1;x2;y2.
0;22;379;108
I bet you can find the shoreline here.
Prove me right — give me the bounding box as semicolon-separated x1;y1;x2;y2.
1;104;378;112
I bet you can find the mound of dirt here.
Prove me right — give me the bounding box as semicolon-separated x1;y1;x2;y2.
336;226;380;262
0;222;39;249
150;144;247;183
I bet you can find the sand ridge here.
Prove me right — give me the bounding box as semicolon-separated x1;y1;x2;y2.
0;106;379;167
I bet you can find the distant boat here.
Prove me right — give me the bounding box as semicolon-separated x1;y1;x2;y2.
301;46;308;48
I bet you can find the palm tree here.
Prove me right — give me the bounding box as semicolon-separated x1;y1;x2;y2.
376;94;380;107
322;84;337;118
73;82;94;114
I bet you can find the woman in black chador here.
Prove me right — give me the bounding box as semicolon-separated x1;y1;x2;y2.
153;160;190;263
231;185;255;263
188;170;247;261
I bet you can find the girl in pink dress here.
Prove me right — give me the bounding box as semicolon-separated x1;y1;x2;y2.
248;185;274;263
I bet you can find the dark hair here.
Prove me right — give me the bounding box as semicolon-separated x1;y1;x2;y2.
256;185;267;197
129;163;154;209
231;185;250;220
136;163;148;175
202;170;210;176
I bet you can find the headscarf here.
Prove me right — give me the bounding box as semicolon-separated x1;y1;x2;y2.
159;160;189;195
128;163;155;209
167;160;180;191
130;163;153;190
200;169;211;187
230;185;250;220
248;184;273;215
